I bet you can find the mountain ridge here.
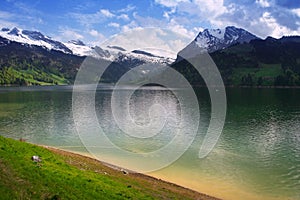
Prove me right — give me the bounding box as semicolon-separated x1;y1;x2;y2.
194;26;260;52
1;26;300;86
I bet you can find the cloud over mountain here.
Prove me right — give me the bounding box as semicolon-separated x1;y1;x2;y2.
0;0;299;45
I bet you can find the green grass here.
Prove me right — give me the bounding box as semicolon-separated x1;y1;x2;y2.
18;68;69;85
0;136;212;200
231;63;283;86
0;67;69;86
256;63;282;76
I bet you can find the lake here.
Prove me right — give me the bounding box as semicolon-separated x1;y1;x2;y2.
0;86;299;200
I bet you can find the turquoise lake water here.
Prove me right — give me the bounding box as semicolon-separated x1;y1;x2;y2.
0;86;299;200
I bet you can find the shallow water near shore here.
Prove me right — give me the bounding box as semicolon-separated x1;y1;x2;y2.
0;86;299;200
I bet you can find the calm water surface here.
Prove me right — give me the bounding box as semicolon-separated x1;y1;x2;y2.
0;86;299;200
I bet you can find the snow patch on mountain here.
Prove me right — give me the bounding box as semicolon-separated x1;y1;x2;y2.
209;28;224;39
63;40;95;57
134;48;177;60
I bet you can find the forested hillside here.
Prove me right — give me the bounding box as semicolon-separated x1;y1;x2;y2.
173;36;300;86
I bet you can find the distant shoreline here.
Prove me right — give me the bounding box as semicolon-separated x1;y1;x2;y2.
225;85;300;89
1;84;300;90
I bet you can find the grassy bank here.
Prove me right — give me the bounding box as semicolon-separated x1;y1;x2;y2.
0;136;218;200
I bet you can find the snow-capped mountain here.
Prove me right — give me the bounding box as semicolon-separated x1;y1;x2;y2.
0;27;73;54
195;26;260;52
0;26;260;66
0;27;174;64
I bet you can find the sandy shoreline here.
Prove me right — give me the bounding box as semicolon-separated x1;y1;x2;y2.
42;145;220;200
44;146;287;200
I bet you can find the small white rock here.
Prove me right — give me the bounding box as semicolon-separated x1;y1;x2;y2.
31;155;42;162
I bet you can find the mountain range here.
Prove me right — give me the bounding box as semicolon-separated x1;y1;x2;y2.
0;27;174;63
0;26;259;58
0;26;300;86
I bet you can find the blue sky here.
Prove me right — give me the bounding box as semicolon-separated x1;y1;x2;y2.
0;0;299;45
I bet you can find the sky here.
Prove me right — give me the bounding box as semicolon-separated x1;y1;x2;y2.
0;0;299;45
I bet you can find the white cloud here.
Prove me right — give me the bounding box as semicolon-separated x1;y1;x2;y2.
154;0;300;38
133;14;166;28
70;9;115;28
0;10;14;19
87;29;106;46
0;19;18;29
193;0;227;17
259;12;299;37
89;29;100;37
62;30;83;40
122;21;138;32
163;11;170;19
155;0;228;35
55;27;84;42
118;5;136;13
193;26;204;33
155;0;189;8
255;0;270;8
167;18;196;38
169;38;191;52
102;28;190;56
158;0;227;20
54;27;106;45
292;8;300;17
100;9;115;18
0;11;18;28
163;7;176;20
116;7;198;40
108;22;120;28
117;14;130;21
